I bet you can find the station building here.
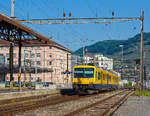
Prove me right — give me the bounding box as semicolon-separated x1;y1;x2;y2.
0;39;72;84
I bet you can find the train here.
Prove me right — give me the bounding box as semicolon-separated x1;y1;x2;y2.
72;65;120;92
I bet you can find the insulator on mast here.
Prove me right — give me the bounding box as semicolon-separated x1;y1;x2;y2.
112;11;114;16
69;12;71;17
63;12;66;17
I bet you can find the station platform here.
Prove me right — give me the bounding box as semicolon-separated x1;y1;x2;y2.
0;89;60;100
0;83;72;100
112;96;150;116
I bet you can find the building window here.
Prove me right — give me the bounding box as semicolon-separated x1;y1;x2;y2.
37;45;40;50
36;77;40;81
13;53;16;58
24;61;28;66
31;61;34;65
49;61;52;65
25;53;28;57
61;64;64;68
49;54;52;58
31;53;35;58
49;45;52;49
36;53;40;57
13;61;17;65
24;47;28;50
36;61;41;65
6;53;9;58
0;47;3;50
31;46;34;50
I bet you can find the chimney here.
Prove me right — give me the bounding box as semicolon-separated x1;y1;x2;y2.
49;36;53;45
49;36;52;41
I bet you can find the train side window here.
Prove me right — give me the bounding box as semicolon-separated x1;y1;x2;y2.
112;77;114;82
103;74;106;81
98;72;100;80
108;75;111;81
105;74;107;81
103;74;105;80
106;74;108;81
95;71;97;78
106;74;107;81
113;77;115;82
107;75;109;81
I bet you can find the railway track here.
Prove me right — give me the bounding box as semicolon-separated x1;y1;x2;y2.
0;92;60;115
0;90;98;116
0;90;132;116
64;90;134;116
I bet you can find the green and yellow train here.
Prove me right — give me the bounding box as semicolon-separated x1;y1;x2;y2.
72;65;120;92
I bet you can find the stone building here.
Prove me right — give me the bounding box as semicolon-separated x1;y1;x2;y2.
0;39;72;84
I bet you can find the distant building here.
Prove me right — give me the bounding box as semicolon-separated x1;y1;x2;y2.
71;55;82;68
0;55;5;64
71;55;82;79
84;54;113;70
0;39;72;84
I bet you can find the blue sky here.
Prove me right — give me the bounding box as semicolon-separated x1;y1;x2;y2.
0;0;150;51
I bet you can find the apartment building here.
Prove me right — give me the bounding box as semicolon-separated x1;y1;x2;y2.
84;54;113;70
0;39;72;84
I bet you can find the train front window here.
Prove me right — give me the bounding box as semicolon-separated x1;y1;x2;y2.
74;68;94;78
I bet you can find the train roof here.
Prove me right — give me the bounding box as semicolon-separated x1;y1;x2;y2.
73;65;96;68
73;65;120;77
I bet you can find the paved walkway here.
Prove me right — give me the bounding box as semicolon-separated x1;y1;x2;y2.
113;96;150;116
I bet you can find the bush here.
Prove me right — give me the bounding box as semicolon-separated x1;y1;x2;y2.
13;82;19;87
25;82;32;87
135;90;150;97
5;84;10;87
123;82;133;87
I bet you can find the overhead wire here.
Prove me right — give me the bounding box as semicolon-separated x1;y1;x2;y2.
26;0;76;46
6;0;104;51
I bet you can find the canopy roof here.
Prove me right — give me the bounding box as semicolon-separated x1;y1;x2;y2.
0;13;48;43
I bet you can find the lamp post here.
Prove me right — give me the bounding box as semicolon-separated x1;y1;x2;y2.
119;45;124;80
119;45;124;63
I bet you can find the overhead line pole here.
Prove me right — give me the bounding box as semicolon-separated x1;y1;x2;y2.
11;0;15;17
140;10;144;93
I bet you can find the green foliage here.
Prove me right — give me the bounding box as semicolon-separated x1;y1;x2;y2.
13;82;18;87
5;84;10;87
123;82;133;87
25;82;32;87
73;32;150;57
135;90;150;97
13;82;24;87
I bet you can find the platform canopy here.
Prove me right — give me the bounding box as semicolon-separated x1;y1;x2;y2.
0;12;49;43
